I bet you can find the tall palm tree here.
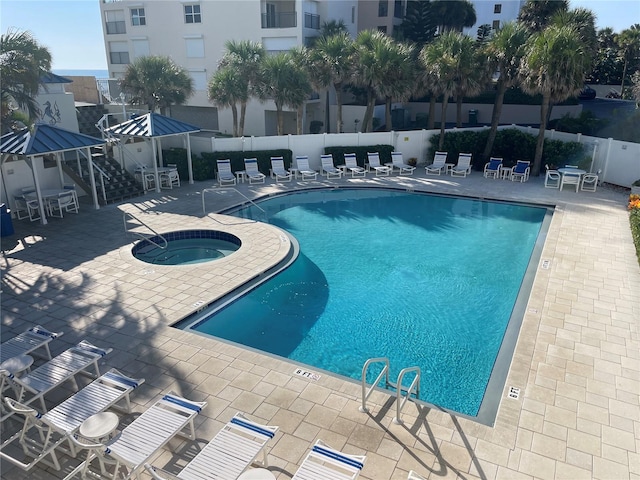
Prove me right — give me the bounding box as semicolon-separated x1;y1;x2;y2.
616;25;640;96
518;0;568;33
431;0;476;34
1;28;51;126
257;52;311;135
519;24;589;176
219;40;265;137
482;22;529;161
451;35;485;127
352;30;389;132
311;32;354;133
208;66;244;137
288;46;315;134
120;56;193;115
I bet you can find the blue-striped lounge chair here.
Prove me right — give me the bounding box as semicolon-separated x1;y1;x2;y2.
425;151;448;175
270;156;293;183
366;152;392;176
342;153;366;178
321;154;343;179
292;440;366;480
391;152;416;175
450;153;473;177
244;158;266;184
294;156;318;180
0;325;62;363
216;159;237;186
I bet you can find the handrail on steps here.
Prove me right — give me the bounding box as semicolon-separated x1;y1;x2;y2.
123;211;168;249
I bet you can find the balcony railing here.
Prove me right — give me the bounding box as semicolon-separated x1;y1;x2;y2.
304;12;320;29
105;21;126;34
261;11;296;28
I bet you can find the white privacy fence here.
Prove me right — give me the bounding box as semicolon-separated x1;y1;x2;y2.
164;125;640;187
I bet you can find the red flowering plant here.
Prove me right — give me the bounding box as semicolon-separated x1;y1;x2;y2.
629;194;640;265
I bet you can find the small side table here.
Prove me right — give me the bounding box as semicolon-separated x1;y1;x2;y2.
238;468;276;480
444;163;455;175
80;412;119;442
500;166;513;180
235;170;247;183
0;354;34;376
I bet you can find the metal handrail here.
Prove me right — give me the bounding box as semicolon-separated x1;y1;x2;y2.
393;366;421;425
123;212;168;249
359;357;390;413
202;187;267;216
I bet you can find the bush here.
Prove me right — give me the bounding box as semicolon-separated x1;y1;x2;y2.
629;195;640;266
324;144;394;167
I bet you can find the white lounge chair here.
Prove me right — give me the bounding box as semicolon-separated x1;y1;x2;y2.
292;440;366;480
0;325;62;363
544;165;560;188
425;151;448;175
483;157;502;179
270;156;293;183
244;158;266;184
216;159;237;186
511;160;530;183
144;412;279;480
1;369;144;472
342;153;366;178
450;153;472;177
321;154;343;179
390;152;416;175
366;152;392;176
294;156;318;180
65;392;206;480
1;340;112;419
581;172;599;192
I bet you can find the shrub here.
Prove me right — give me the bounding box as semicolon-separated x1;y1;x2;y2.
629;194;640;266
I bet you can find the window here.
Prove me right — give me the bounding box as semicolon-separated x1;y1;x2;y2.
494;4;502;14
185;36;204;58
378;0;388;17
105;10;126;34
184;4;201;23
377;25;387;33
352;6;355;23
492;20;500;30
131;38;150;59
393;0;403;18
109;41;129;64
131;8;145;26
189;70;207;91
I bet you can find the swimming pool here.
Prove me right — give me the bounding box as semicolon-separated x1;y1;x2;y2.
181;188;550;423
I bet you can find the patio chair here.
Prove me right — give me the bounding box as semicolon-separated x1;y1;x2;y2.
270;156;292;183
65;392;206;480
483;157;502;179
216;159;237;186
366;152;392;176
343;153;366;178
544;165;561;189
244;158;266;184
581;172;599;192
160;165;180;189
294;156;318;180
144;412;279;480
1;340;112;419
560;170;581;191
47;191;79;218
0;325;62;364
450;153;472;177
1;369;144;472
510;160;531;183
425;151;448;175
390;152;416;175
292;440;366;480
321;154;343;179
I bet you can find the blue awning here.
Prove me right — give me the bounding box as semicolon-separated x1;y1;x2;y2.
0;124;105;157
104;112;200;138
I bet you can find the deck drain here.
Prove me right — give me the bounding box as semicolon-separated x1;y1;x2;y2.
541;259;551;269
508;386;520;399
294;368;321;381
192;300;205;308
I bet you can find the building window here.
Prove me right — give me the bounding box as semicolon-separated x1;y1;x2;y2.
189;70;207;91
184;4;201;24
352;6;355;23
131;38;150;59
185;37;205;58
131;8;146;26
109;41;129;64
393;0;403;18
494;4;502;14
378;0;388;17
377;25;387;33
105;10;126;34
492;20;500;30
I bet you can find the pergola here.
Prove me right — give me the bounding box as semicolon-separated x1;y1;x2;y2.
0;124;107;225
104;113;200;193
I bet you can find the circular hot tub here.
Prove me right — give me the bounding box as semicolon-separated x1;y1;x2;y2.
132;230;241;265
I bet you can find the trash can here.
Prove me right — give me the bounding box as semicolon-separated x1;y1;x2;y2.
1;203;15;237
468;109;478;126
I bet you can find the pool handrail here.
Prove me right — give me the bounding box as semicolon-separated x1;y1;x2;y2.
359;357;390;413
123;212;168;250
393;366;421;425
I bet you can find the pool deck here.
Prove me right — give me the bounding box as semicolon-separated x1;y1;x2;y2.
1;169;638;479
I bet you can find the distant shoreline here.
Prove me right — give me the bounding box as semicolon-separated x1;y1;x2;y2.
53;69;110;79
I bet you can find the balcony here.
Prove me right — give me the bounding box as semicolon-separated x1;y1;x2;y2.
304;12;320;29
105;21;126;34
261;11;297;28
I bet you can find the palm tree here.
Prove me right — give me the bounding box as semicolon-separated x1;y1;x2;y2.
451;35;485;127
208;66;244;137
1;28;52;127
120;56;193;115
311;32;354;133
352;30;388;132
519;24;589;176
219;40;265;136
431;0;476;34
288;46;315;134
481;22;529;161
518;0;568;33
257;52;312;135
616;25;640;96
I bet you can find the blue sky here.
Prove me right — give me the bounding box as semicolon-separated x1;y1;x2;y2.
0;0;637;70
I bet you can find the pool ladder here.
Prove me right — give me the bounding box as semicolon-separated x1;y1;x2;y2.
359;357;421;425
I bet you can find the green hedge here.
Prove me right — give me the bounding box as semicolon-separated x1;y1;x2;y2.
324;144;394;167
630;195;640;266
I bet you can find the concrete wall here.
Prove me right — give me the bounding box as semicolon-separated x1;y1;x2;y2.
64;76;102;104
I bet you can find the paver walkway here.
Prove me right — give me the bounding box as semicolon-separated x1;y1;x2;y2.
1;171;638;479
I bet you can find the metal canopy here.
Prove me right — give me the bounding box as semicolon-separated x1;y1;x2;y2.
104;112;200;138
0;124;105;157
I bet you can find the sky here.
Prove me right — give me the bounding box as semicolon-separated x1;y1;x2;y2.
0;0;638;71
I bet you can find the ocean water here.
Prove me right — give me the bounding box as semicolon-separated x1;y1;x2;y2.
53;69;110;79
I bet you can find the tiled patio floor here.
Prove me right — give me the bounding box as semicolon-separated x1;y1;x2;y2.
1;170;638;479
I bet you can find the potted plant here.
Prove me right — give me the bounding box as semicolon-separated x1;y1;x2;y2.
632;179;640;195
408;157;417;167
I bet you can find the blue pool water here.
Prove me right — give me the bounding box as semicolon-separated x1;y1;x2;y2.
133;230;240;265
188;189;547;417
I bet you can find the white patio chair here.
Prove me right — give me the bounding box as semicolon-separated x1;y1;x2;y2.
47;191;79;218
270;156;292;183
65;392;206;480
450;153;473;177
483;157;502;179
292;440;366;480
366;152;392;176
581;172;599;192
160;164;180;189
294;156;318;180
13;195;31;220
1;369;144;472
321;154;343;179
425;151;448;175
144;412;279;480
216;159;237;186
544;165;561;188
510;160;530;183
560;170;581;191
391;152;416;175
244;158;266;184
0;325;62;363
343;153;366;177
